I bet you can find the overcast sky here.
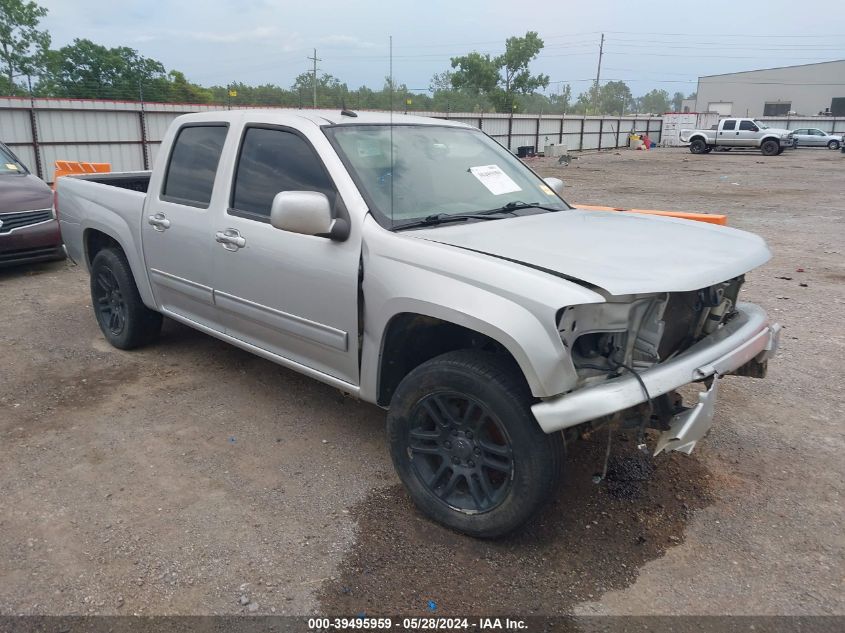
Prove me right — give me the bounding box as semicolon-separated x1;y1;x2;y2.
37;0;845;98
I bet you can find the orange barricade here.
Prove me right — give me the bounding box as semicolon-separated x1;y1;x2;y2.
52;161;111;189
572;203;727;226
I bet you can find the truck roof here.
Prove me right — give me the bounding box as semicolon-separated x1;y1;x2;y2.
171;108;472;129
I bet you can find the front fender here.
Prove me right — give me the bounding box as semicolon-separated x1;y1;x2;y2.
358;217;605;402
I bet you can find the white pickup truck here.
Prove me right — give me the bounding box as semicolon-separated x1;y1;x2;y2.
57;109;780;537
680;118;794;155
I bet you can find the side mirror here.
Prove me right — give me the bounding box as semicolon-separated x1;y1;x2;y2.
269;191;349;241
543;177;565;195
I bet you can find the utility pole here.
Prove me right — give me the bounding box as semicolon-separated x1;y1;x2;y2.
592;33;604;115
307;48;321;108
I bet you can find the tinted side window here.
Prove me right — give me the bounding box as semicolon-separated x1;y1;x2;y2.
722;120;736;130
231;127;335;219
162;125;227;208
739;120;756;131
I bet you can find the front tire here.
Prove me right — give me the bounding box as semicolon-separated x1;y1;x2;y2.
761;139;780;156
387;350;564;538
90;247;162;350
828;140;840;150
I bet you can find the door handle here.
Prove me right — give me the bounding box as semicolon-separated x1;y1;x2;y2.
215;228;246;251
148;213;171;231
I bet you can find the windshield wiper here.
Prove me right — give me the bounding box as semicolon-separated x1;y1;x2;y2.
476;201;565;215
393;212;511;231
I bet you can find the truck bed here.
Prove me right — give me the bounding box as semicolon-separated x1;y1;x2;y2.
56;171;152;289
77;171;151;193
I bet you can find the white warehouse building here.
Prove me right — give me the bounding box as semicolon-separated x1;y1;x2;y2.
694;59;845;117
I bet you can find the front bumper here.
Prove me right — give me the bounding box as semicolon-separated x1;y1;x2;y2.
0;218;65;267
531;302;780;435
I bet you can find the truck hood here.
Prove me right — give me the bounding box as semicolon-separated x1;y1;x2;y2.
407;210;771;295
0;173;53;213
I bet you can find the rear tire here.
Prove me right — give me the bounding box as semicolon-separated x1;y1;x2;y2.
689;138;707;154
761;139;780;156
387;350;564;538
90;247;162;350
828;140;840;150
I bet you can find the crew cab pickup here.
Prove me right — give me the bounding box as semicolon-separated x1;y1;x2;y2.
680;118;794;155
57;110;780;538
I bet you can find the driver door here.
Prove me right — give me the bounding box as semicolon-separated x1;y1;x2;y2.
211;125;361;386
736;119;761;144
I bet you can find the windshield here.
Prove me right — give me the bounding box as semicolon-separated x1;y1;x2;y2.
752;120;769;129
324;124;568;228
0;145;26;175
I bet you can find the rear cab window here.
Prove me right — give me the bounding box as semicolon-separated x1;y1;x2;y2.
722;120;736;131
229;126;337;222
161;124;228;208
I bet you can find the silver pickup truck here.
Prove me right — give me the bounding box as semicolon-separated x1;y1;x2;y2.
57;110;780;537
680;117;794;155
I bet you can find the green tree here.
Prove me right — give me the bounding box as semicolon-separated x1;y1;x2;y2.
671;91;685;112
547;84;572;113
39;39;167;100
0;0;50;91
573;81;633;115
159;70;212;104
450;31;549;112
637;88;670;114
291;71;349;108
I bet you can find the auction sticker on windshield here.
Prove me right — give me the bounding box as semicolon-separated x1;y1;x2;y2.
469;164;521;195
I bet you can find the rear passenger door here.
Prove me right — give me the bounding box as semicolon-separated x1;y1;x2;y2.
808;129;827;146
211;125;361;387
718;119;738;146
143;123;228;331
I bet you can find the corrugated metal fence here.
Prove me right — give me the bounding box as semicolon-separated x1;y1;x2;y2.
0;96;663;182
758;116;843;135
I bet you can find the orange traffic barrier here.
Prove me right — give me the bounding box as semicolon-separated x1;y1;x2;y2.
52;161;111;189
573;203;727;226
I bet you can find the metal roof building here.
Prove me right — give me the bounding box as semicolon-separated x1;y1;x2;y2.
694;59;845;117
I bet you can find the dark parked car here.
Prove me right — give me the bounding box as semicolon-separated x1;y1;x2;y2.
0;142;64;267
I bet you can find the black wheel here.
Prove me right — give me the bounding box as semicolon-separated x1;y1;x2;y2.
777;147;785;155
689;138;707;154
761;139;780;156
90;247;162;350
703;146;713;153
387;350;564;538
828;140;840;150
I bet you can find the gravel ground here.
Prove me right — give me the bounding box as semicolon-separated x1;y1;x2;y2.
1;146;843;617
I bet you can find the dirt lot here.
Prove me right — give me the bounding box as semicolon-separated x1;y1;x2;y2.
1;147;843;618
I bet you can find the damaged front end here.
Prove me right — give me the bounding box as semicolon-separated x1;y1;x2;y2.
540;276;779;455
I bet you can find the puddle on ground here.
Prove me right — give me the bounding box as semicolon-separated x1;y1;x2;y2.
318;432;714;616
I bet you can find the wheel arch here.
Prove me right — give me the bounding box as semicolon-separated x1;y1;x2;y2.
82;225;156;308
375;312;529;407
